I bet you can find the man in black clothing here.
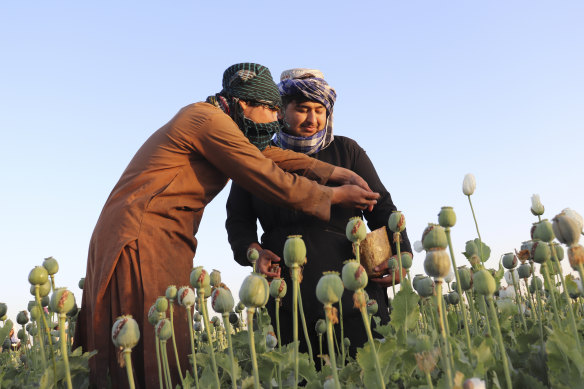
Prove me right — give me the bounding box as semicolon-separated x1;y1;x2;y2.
225;68;412;361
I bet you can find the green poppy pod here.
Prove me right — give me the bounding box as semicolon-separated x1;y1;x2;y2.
462;240;479;259
517;263;532;279
155;318;172;341
341;260;368;291
346;217;367;243
67;302;79;318
501;253;517;270
193;311;202;322
28;266;49;286
147;305;159;326
316;271;344;305
416;277;435;298
387;256;398;272
568;245;584;269
112;315;140;349
209;269;222;287
451;281;458;291
532;220;555;243
199;283;212;299
211;286;235;314
247;247;259;265
155;296;168;313
388;211;406;233
41;296;50;307
190;266;210;290
239;273;269;308
283;235;307;268
412;274;426;291
424;249;451;279
27;300;36;312
0;303;6;317
235;301;245;313
343;337;351;348
16;310;29;325
413;334;433;353
42;257;59;276
400;252;413;269
529;276;543;293
366;299;378;315
78;277;85;290
49;288;75;314
552;211;581;246
229;312;239;325
531;241;551;264
266;332;278;350
31;281;51;298
17;328;26;341
315;319;326;335
438;206;456;228
447;291;460;305
550;242;564;261
473;269;496;296
422;224;448;250
28;324;38;336
200;331;208;342
211;316;221;327
269;278;287;299
30;306;41;321
177;286;196;307
165;285;178;300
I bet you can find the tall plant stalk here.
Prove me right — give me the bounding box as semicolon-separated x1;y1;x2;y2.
486;297;512;389
246;307;261;389
435;281;453;388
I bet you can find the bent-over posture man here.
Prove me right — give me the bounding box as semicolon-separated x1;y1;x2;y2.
75;63;379;389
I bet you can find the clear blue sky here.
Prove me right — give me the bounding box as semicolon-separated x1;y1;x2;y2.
1;1;583;323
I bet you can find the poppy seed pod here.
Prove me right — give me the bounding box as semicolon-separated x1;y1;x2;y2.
235;301;245;313
444;270;455;284
315;319;326;335
49;288;75;314
531;220;554;243
341;260;368;291
28;266;49;286
16;310;29;325
210;269;222;287
463;240;479;259
550;242;564;261
366;299;378;315
517;263;532;279
211;286;235;314
269;278;287;299
147;305;159;326
30;306;41;321
190;266;210;290
568;244;584;269
211;316;221;327
552;211;581;246
501;253;517;269
424;249;451;279
283;235;307;268
229;312;239;325
112;315;140;349
155;296;168;313
239;273;269;308
266;331;278;350
31;281;51;298
193;321;203;332
387;256;398;272
41;296;50;307
401;252;413;269
28;324;38;336
422;224;448;250
462;173;476;196
416;276;435;298
346;217;367;243
165;285;177;300
177;286;196;307
412;274;425;291
0;303;6;318
438;206;456;228
78;278;85;290
42;257;59;276
473;269;496;296
316;271;344;305
247;247;259;264
530;276;543;293
193;311;202;322
388;211;406;233
155;318;172;341
447;291;460;305
531;241;551;264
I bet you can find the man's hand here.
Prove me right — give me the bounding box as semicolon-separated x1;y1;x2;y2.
249;243;281;280
331;185;379;211
329;167;372;191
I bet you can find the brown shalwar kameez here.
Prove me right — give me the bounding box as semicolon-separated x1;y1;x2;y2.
74;102;335;388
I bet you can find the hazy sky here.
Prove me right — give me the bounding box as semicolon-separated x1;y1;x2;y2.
1;1;583;323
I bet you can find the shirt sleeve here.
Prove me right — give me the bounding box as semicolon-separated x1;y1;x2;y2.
186;110;334;221
349;139;413;254
225;182;260;267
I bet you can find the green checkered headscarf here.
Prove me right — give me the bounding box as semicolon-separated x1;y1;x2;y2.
220;63;282;109
206;63;282;151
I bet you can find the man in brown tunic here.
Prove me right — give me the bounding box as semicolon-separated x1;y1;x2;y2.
74;63;379;388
